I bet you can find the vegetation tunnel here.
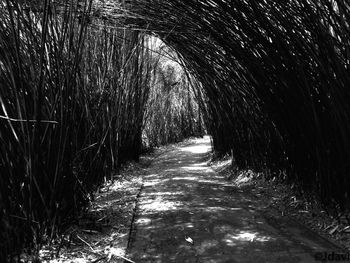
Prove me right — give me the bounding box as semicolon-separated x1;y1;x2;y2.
1;0;350;260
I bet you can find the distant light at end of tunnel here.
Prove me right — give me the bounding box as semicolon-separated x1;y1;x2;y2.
180;145;211;154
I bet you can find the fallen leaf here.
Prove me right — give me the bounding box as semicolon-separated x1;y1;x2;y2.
185;236;194;245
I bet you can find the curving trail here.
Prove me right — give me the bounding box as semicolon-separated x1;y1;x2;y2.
126;136;341;263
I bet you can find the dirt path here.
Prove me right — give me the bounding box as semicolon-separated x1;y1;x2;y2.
126;136;344;263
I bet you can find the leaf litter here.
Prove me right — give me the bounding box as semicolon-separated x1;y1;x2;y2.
34;142;189;263
210;155;350;250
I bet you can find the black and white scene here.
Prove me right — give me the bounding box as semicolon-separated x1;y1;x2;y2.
1;0;350;262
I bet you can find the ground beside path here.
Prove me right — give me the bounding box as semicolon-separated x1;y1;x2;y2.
126;136;344;263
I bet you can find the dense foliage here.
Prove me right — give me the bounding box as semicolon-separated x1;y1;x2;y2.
143;43;204;147
124;0;350;212
2;0;350;260
0;1;201;260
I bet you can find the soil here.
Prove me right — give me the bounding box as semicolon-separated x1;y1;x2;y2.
30;136;350;262
210;154;350;251
126;136;346;262
30;139;194;263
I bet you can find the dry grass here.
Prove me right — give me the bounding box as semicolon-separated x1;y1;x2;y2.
213;157;350;250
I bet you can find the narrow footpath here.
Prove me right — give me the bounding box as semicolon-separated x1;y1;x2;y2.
126;137;342;263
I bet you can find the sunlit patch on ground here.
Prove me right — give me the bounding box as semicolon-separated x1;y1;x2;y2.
143;175;167;187
204;207;242;212
141;196;182;212
145;191;184;197
36;159;153;263
192;162;210;167
181;165;211;171
170;176;226;185
136;218;152;225
179;136;212;154
127;136;338;262
197;240;219;253
224;231;274;244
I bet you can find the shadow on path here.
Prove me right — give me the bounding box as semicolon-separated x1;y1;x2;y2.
126;136;342;263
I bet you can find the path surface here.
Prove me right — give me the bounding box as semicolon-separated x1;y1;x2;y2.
126;137;342;263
